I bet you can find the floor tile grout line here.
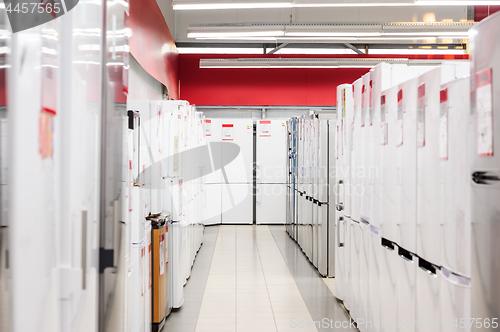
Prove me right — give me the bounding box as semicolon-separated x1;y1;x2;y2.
193;225;221;332
268;226;320;332
255;225;280;332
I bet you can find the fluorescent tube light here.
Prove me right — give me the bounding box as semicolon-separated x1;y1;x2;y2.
284;32;383;37
174;0;500;10
173;2;293;10
188;31;286;38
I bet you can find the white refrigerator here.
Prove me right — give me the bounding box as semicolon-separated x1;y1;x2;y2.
256;119;288;224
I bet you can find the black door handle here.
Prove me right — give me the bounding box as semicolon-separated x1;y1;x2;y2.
472;172;500;184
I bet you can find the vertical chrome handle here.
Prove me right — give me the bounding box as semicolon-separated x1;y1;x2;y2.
337;216;344;247
336;180;344;211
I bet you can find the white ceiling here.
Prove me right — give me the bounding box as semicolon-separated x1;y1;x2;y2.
156;0;471;52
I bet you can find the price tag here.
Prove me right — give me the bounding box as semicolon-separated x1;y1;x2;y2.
380;95;388;146
159;234;165;276
361;84;366;127
205;119;212;137
222;124;234;140
476;68;494;157
369;80;374;126
396;89;404;147
259;120;271;137
439;88;449;160
417;83;426;148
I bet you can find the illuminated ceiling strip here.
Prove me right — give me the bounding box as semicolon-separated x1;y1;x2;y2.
174;0;500;10
199;57;467;68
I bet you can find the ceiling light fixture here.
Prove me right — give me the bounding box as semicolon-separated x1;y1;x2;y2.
174;0;500;10
199;57;467;68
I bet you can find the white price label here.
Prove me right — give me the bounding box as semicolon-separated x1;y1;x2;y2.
396;89;404;147
259;120;271;137
159;234;165;276
476;68;494;157
417;84;426;148
439;88;449;160
222;124;234;140
205;119;212;137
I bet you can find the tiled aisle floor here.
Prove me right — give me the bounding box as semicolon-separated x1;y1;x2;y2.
163;225;357;332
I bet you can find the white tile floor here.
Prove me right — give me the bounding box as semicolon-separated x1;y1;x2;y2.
195;226;318;332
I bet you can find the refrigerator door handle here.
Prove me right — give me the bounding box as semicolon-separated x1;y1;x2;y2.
337;216;344;247
336;180;344;211
472;171;500;185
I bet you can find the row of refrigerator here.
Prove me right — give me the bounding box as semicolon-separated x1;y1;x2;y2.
0;2;207;331
127;100;206;332
285;114;337;277
203;118;288;225
328;14;500;331
333;61;473;332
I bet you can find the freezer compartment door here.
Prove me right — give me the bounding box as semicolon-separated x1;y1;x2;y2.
334;214;346;298
416;258;441;332
256;183;286;224
440;267;471;332
316;204;329;277
221;183;253;224
380;238;398;332
396;247;417;332
368;229;383;332
202;184;222;225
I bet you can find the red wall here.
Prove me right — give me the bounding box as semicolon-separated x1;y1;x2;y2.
475;5;500;21
130;0;179;99
178;54;468;106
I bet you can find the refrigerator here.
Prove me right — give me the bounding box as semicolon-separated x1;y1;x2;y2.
440;77;472;332
415;64;470;332
348;77;363;321
334;84;353;306
469;12;500;329
220;119;254;224
203;118;223;225
314;115;336;277
256;119;288;224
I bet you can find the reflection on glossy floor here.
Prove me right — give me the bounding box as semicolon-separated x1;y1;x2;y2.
163;225;356;332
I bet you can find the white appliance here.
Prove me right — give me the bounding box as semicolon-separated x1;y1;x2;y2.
416;63;469;265
203;118;223;225
256;119;288;224
220;119;254;224
440;77;472;332
415;64;470;332
335;84;354;309
380;239;399;332
469;17;500;327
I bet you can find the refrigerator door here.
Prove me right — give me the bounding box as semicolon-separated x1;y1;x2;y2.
205;118;222;184
221;183;253;224
440;267;472;332
380;239;398;332
396;247;417;332
469;13;500;327
202;184;222;225
343;85;354;218
416;257;441;332
348;219;362;321
380;86;400;244
358;220;371;328
368;227;383;332
441;78;471;277
256;120;287;184
360;73;371;224
351;78;364;223
398;78;419;253
256;183;287;224
327;119;337;277
334;214;346;300
222;119;254;184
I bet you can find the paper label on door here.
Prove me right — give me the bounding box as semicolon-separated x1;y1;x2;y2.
205;119;212;137
417;83;426;148
380;95;388;146
222;124;234;140
439;88;449;160
259;120;271;137
361;85;366;127
141;245;145;296
149;243;152;289
336;125;339;159
179;179;183;217
476;68;494;157
165;225;169;264
396;89;404;147
369;80;374;126
159;234;165;276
